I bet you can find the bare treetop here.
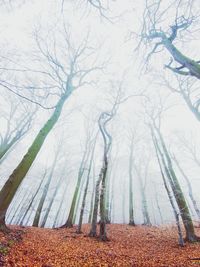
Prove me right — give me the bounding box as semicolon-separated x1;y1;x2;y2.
140;0;200;79
0;23;106;110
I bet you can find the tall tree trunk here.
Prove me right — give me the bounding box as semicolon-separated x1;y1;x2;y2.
77;138;96;233
128;139;135;226
154;185;164;224
140;180;151;226
173;156;200;222
0;95;67;231
9;191;28;225
134;164;151;226
88;170;102;237
52;179;69;228
72;177;85;225
62;143;90;228
19;177;44;226
122;179;126;224
88;164;96;224
99;157;109;241
152;134;184;246
153;126;199;242
32;162;57;227
41;172;63;228
105;171;111;224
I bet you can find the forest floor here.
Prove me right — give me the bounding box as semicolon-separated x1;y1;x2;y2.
0;224;200;266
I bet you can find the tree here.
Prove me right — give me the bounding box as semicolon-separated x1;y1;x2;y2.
147;104;199;242
89;87;122;240
153;183;164;224
32;144;61;227
0;95;35;164
19;176;44;226
140;0;200;121
141;0;200;79
152;131;184;246
76;133;98;233
61;127;94;228
127;130;136;226
0;25;103;232
133;160;151;226
172;155;200;223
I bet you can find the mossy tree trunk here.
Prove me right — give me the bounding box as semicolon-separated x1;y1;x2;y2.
172;156;200;222
152;124;199;242
152;131;184;246
62;137;91;228
0;95;67;231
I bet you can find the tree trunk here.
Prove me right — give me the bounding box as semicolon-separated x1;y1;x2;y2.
153;126;199;242
40;173;63;228
19;177;44;226
152;134;184;246
62;144;90;228
173;156;200;222
0;95;67;231
9;191;28;225
52;179;69;228
77;138;96;233
128;139;135;226
88;170;102;237
99;158;109;241
32;167;54;227
154;186;164;224
88;165;96;224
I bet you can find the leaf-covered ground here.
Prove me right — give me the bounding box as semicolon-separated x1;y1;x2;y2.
1;224;200;266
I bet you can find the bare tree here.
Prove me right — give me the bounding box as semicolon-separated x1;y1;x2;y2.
32;143;61;227
76;133;98;233
19;176;44;226
172;155;200;223
146;99;199;242
141;0;200;77
127;129;137;226
139;0;200;121
175;132;200;167
62;0;110;18
89;86;123;240
61;128;93;228
133;159;151;226
88;110;113;240
152;130;184;246
0;24;104;232
0;95;35;164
